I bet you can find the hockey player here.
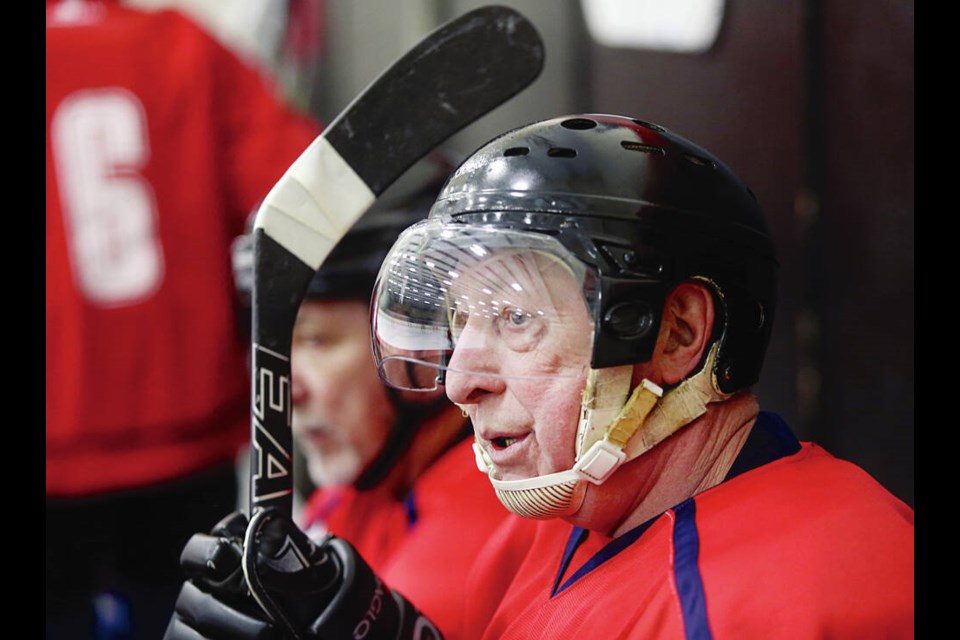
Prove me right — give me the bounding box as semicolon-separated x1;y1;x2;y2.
46;1;321;637
165;115;914;639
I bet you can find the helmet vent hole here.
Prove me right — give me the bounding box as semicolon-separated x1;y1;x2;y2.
560;118;597;130
621;141;665;156
503;147;529;157
548;147;577;158
631;119;666;132
683;153;717;169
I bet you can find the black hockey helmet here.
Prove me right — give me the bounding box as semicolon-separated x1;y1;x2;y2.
374;115;778;394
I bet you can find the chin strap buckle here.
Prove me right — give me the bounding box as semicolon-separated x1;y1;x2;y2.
573;379;665;484
573;440;626;484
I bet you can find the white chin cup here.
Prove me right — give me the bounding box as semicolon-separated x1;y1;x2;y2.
473;439;631;519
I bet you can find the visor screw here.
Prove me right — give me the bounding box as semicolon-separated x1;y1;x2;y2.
721;362;734;383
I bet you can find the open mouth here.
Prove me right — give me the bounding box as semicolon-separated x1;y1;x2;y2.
491;435;523;450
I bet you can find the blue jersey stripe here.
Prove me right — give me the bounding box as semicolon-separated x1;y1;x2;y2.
404;491;418;529
673;498;713;640
551;520;655;596
547;412;800;615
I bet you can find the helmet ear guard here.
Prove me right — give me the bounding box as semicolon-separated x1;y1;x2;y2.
593;277;668;368
710;280;776;394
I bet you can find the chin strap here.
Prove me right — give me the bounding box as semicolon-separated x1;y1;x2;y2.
622;344;731;461
474;342;731;519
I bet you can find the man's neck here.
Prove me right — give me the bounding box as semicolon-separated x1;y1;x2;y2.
570;392;760;538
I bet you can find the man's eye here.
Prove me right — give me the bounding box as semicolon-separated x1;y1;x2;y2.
504;307;530;326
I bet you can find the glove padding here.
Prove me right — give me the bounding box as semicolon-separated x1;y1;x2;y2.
243;508;442;639
242;507;345;638
165;508;443;640
165;511;277;640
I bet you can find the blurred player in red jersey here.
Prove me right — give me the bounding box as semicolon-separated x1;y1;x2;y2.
226;156;515;640
45;1;321;637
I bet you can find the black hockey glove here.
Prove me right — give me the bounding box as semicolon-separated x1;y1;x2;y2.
164;508;443;640
164;510;281;640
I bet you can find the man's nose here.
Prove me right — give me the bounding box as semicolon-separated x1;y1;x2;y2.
444;315;505;403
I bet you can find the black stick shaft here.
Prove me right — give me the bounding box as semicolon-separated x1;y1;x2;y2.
248;5;544;517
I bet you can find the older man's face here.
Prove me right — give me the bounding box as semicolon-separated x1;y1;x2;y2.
443;250;594;482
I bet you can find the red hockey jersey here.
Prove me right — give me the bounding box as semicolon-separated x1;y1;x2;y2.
46;0;321;496
460;413;914;639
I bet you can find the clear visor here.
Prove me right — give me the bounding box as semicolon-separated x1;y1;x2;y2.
372;218;598;391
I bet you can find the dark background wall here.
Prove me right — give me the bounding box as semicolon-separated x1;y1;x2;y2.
309;0;913;508
814;1;914;508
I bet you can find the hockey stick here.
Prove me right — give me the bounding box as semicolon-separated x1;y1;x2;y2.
249;5;545;517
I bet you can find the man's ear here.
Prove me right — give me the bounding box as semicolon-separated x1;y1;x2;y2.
655;281;715;386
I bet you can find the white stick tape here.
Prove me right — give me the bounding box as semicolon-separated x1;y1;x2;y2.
254;136;377;269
